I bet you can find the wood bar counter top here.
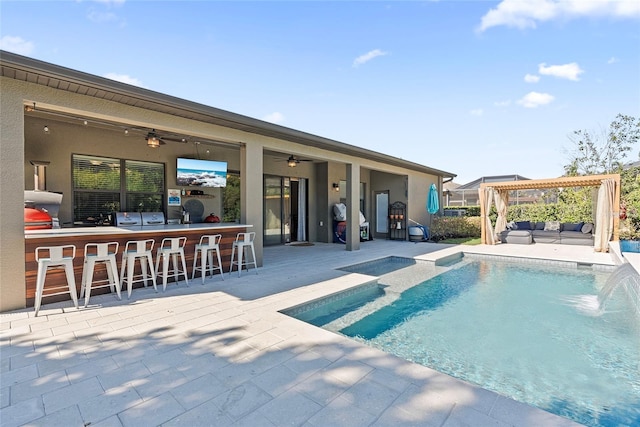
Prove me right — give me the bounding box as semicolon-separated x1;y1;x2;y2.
24;223;252;307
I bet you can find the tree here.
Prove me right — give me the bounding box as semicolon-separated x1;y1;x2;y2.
563;114;640;176
563;114;640;238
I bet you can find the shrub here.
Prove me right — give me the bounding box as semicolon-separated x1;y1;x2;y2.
430;216;481;242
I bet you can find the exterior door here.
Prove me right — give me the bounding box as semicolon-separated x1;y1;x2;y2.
375;191;389;238
264;176;288;245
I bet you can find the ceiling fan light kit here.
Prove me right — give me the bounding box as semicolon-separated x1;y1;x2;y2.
286;155;313;167
145;130;162;148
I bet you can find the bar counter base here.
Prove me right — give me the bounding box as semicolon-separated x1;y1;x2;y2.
24;224;251;308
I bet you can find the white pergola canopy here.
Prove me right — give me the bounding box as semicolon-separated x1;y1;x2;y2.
479;174;621;252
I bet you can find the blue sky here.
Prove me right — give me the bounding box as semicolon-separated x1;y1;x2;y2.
2;0;639;184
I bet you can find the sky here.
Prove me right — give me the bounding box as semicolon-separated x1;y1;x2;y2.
1;0;639;184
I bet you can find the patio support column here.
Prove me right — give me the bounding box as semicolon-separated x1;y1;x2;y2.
346;162;361;251
240;143;264;266
0;81;27;311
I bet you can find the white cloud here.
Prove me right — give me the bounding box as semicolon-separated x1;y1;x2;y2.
478;0;640;32
87;10;118;22
524;73;540;83
494;100;512;107
0;36;34;55
517;91;555;108
470;109;484;116
607;56;619;64
538;62;584;81
353;49;388;67
103;73;146;88
262;112;285;124
92;0;126;4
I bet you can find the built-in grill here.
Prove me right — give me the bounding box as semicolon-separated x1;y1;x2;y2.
114;212;142;227
141;212;165;226
115;212;165;227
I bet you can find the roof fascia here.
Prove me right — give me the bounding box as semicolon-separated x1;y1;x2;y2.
1;50;456;179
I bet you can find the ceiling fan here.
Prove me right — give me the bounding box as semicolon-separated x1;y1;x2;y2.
145;129;188;148
285;155;313;167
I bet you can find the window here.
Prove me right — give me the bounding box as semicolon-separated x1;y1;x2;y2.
72;154;164;222
222;172;240;222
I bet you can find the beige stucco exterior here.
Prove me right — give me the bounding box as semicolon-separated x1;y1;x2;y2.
0;52;455;312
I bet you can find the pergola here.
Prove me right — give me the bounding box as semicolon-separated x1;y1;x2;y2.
479;174;621;251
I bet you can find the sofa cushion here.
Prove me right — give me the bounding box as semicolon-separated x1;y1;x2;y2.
515;221;531;230
561;222;583;232
581;223;593;234
544;221;560;231
535;221;545;230
532;230;560;244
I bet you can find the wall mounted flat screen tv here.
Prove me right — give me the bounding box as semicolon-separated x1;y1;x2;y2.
177;158;227;187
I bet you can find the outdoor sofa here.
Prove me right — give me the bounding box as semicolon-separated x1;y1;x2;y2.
499;221;594;245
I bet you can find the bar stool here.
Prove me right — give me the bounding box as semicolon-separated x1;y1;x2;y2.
155;237;189;291
80;242;120;307
229;232;258;277
34;245;79;316
120;239;157;299
192;234;224;284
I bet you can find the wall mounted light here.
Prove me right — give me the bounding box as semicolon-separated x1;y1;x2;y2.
124;128;129;136
288;157;297;167
83;120;88;126
43;125;50;134
332;183;340;192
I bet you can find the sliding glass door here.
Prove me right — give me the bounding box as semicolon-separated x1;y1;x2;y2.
264;176;307;245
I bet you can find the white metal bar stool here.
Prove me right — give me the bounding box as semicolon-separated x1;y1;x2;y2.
80;242;121;307
120;239;157;299
34;245;79;316
155;237;189;291
229;232;258;277
192;234;225;284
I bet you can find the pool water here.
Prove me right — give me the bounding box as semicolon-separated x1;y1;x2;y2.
286;258;640;427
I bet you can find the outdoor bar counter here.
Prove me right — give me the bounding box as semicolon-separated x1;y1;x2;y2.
24;223;252;307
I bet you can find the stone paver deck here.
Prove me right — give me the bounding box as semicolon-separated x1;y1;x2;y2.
1;240;616;426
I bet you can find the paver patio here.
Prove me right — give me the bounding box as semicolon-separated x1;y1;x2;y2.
1;240;615;426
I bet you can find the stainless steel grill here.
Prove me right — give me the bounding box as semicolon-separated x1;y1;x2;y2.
141;212;165;226
115;212;165;227
114;212;142;226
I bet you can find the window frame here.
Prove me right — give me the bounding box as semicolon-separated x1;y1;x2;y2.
72;154;166;222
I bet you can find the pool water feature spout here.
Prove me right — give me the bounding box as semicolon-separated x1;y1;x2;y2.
598;262;640;315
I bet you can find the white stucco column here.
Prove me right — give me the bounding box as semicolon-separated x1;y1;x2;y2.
240;143;264;265
346;163;360;251
0;79;27;311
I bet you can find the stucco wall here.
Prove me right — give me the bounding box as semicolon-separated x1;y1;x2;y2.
0;78;27;311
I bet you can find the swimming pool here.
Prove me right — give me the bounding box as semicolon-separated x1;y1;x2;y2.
283;256;640;427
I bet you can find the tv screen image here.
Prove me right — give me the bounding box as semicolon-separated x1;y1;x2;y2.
177;158;227;188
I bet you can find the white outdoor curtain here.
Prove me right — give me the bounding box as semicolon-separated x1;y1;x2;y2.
493;189;509;241
594;178;615;252
480;186;495;245
297;178;307;241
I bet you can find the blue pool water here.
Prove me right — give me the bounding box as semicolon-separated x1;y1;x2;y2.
286;258;640;427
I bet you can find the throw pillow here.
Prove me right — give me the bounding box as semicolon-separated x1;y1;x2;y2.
581;223;593;234
561;222;581;232
515;221;531;230
575;222;585;231
544;221;560;232
535;222;545;230
506;221;516;230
